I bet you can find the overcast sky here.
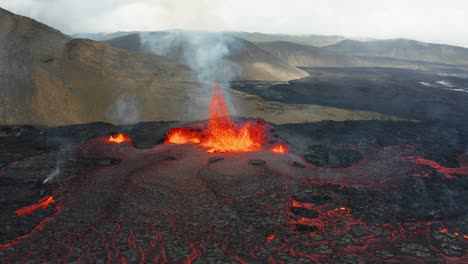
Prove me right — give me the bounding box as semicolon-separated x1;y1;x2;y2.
1;0;467;47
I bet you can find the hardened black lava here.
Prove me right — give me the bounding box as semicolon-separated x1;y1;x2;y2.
0;120;467;263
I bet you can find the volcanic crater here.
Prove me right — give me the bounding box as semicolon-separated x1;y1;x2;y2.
0;84;467;263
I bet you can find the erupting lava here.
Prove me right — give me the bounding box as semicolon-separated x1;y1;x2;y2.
166;84;267;153
15;196;55;216
108;133;131;144
271;143;289;154
166;128;201;144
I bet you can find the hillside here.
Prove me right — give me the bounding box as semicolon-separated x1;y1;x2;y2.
0;7;196;126
257;41;370;68
326;39;468;65
107;32;309;81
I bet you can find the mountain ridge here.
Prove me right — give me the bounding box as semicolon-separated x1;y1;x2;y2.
107;32;309;81
326;39;468;65
256;41;371;68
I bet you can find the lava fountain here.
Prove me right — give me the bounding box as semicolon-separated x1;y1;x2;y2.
166;84;267;153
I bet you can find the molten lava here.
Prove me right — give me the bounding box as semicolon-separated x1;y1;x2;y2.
165;127;201;144
166;84;266;153
108;133;131;144
15;196;55;216
271;143;289;154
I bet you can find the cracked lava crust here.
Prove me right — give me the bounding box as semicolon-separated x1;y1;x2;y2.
0;84;467;263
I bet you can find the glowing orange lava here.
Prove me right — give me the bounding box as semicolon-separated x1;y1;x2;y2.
165;127;201;144
271;143;289;153
108;133;131;144
166;84;266;153
15;196;55;216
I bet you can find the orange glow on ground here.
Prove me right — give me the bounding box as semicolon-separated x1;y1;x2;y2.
15;196;55;216
166;84;266;153
266;231;277;244
271;143;289;154
108;133;131;144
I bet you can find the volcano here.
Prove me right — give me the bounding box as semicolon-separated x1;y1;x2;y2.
1;5;468;264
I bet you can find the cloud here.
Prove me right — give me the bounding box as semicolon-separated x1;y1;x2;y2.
1;0;468;47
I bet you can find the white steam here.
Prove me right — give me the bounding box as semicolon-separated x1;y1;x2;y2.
43;160;61;184
106;95;141;124
139;31;240;84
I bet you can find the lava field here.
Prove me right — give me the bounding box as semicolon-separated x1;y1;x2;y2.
0;119;467;263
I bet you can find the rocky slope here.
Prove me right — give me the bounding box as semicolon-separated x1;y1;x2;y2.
0;7;201;126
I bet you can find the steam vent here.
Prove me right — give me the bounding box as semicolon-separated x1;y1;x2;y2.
1;3;468;264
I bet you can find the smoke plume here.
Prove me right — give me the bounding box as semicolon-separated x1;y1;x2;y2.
106;95;141;125
43;160;61;184
139;30;242;118
139;30;240;85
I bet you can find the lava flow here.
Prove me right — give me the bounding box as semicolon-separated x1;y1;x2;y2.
166;84;267;153
108;133;131;144
15;196;55;216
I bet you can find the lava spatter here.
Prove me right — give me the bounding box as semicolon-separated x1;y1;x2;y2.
166;84;267;153
108;133;131;144
271;143;289;154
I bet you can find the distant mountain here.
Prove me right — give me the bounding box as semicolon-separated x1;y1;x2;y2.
77;31;468;68
326;39;468;65
71;31;138;41
256;41;370;68
255;41;468;72
229;32;374;47
73;31;372;47
107;32;309;81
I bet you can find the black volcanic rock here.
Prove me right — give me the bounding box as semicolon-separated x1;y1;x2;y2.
164;155;178;160
291;161;306;168
249;159;265;166
295;224;318;233
0;120;467;263
304;145;363;168
208;157;224;163
290;207;319;218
